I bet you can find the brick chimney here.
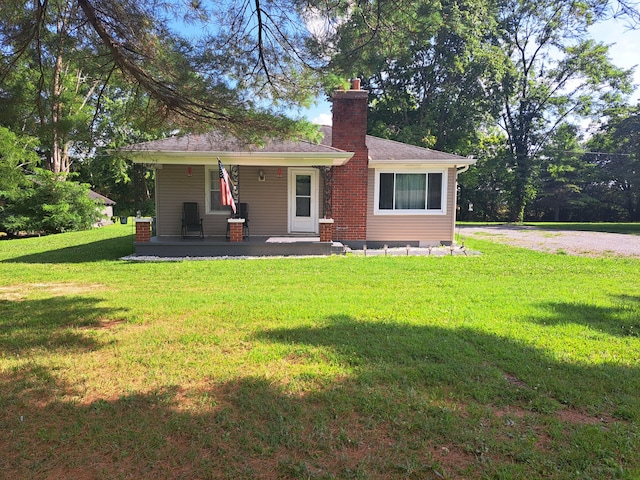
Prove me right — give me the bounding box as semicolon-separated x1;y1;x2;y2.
331;79;369;242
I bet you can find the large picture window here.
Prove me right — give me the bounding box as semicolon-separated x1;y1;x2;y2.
375;170;446;214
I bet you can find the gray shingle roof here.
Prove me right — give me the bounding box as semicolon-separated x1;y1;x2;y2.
121;126;474;166
120;130;345;155
317;125;471;164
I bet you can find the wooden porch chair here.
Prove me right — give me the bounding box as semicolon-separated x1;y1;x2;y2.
181;202;204;239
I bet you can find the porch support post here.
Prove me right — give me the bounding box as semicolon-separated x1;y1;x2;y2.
135;218;152;242
319;218;334;243
319;166;333;218
228;218;245;242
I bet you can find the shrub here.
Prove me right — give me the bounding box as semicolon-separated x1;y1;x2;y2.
1;169;103;234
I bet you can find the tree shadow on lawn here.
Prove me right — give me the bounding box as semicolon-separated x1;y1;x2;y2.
256;316;640;418
0;295;128;354
2;316;639;479
530;295;640;337
1;236;134;264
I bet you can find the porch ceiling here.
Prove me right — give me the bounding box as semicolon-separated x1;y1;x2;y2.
125;151;354;167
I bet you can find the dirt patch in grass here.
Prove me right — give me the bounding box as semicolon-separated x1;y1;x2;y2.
0;283;105;301
431;444;477;475
77;318;127;330
557;408;617;426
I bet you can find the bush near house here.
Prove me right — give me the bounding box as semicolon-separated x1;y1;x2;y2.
0;168;102;235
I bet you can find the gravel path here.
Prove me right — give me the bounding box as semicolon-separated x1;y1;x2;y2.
457;225;640;258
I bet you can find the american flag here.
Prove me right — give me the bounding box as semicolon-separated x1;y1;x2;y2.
218;159;237;214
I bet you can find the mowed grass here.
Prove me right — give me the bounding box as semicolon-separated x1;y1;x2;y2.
1;224;639;479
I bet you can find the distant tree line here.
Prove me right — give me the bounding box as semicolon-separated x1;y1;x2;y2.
458;107;640;222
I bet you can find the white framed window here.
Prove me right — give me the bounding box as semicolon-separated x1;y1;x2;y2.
374;169;447;215
205;165;235;214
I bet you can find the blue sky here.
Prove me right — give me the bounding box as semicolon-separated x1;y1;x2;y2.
298;17;640;125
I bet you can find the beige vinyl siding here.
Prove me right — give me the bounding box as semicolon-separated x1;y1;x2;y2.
237;166;289;236
239;166;323;235
156;165;322;238
366;167;457;244
156;164;228;236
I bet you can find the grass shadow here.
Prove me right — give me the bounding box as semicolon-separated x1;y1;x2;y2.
2;316;639;479
530;296;640;337
0;295;128;354
1;236;134;263
256;316;640;415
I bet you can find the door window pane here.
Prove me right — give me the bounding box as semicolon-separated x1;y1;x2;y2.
296;174;311;217
296;197;311;217
296;175;311;196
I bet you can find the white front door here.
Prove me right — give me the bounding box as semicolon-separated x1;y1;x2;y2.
288;168;319;234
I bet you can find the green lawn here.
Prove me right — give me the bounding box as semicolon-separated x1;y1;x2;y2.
1;224;639;479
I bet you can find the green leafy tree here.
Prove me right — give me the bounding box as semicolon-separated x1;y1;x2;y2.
532;124;595;221
0;127;40;199
587;105;640;221
490;0;634;221
309;0;501;153
0;127;101;235
458;129;514;221
72;88;167;216
0;1;110;173
0;0;323;173
2;168;102;234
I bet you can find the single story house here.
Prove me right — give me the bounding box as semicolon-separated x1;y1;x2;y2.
120;80;475;256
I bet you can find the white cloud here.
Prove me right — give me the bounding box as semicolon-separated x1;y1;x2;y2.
311;112;332;125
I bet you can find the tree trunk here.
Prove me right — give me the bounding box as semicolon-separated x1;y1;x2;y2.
50;48;72;174
510;139;532;223
51;51;64;174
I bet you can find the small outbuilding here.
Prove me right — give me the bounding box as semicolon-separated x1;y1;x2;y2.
89;190;116;226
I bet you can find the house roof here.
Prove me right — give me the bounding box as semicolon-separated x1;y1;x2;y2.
318;126;474;168
120;126;475;168
120;130;354;167
89;190;116;205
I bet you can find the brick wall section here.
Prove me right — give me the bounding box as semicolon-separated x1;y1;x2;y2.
331;88;369;241
319;219;334;242
135;219;152;242
228;220;244;242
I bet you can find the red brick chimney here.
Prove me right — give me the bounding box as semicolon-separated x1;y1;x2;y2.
331;79;369;241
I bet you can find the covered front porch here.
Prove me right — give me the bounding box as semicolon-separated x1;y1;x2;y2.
121;131;354;256
133;234;345;258
133;216;339;257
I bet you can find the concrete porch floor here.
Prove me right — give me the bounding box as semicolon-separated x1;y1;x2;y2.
133;235;344;258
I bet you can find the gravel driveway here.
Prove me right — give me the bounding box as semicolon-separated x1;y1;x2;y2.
457;225;640;258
